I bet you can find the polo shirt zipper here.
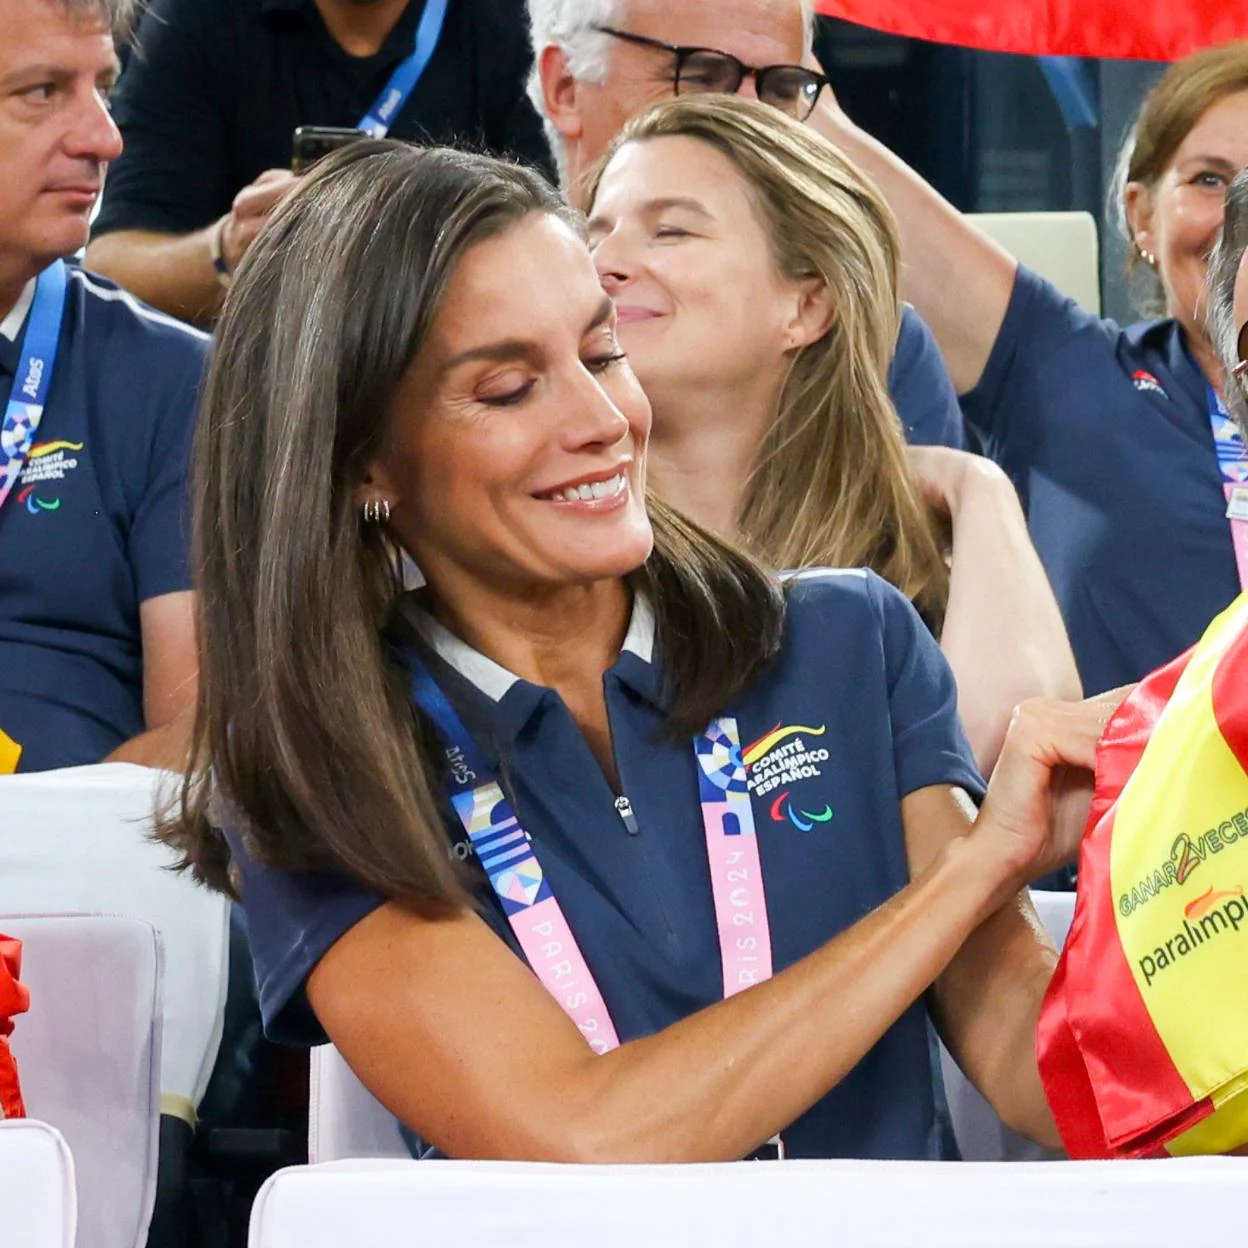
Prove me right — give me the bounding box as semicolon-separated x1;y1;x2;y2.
613;794;640;835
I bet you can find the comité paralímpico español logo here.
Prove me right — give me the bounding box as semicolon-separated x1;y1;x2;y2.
16;440;83;513
743;723;834;831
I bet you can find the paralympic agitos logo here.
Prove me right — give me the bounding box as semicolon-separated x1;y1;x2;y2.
743;723;834;832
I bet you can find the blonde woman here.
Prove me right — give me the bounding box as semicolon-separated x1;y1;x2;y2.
585;96;1079;774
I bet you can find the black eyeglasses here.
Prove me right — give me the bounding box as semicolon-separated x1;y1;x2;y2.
594;26;828;122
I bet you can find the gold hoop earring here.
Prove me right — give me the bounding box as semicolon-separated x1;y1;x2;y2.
362;497;391;524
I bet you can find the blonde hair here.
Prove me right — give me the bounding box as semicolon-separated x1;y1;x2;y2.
584;95;949;626
1112;41;1248;309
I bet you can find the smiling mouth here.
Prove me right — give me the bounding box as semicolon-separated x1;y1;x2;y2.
615;307;662;325
534;472;628;503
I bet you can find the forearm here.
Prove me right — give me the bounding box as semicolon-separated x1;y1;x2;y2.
940;464;1081;773
553;836;1022;1163
808;100;1015;393
85;228;224;327
103;718;192;772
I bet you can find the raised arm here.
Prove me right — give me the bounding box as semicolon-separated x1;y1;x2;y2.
307;697;1107;1162
808;85;1017;394
909;446;1082;773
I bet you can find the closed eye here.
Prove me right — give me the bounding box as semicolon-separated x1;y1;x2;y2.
585;352;627;374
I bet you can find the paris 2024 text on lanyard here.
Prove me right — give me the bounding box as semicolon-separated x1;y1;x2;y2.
407;652;787;1157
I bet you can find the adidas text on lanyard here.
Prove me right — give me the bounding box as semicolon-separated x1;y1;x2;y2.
406;655;777;1048
357;0;450;138
1208;382;1248;592
0;261;68;514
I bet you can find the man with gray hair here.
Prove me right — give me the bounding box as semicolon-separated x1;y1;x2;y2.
0;0;205;772
525;0;967;449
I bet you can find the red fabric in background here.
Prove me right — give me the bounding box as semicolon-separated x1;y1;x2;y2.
813;0;1248;62
0;936;29;1119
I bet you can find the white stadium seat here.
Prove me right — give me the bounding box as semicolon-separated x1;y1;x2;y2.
3;913;162;1248
968;211;1101;314
309;1043;408;1163
0;1119;77;1248
249;1156;1248;1248
0;763;230;1119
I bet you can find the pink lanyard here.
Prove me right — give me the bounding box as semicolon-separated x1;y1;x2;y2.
408;658;775;1054
1209;381;1248;591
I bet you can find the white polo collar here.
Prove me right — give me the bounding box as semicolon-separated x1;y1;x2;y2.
0;279;35;342
401;590;656;703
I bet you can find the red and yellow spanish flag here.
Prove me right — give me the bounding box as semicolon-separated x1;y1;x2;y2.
1037;594;1248;1157
814;0;1248;62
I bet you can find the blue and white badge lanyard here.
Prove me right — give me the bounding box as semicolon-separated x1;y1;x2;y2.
357;0;451;138
408;648;785;1155
0;260;68;514
1206;382;1248;591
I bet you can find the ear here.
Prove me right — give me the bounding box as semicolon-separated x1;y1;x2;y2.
781;277;837;352
1124;180;1156;263
539;45;583;143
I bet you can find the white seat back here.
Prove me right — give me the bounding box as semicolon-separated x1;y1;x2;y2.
967;211;1101;314
0;763;230;1113
940;889;1076;1161
249;1156;1248;1248
308;1044;408;1163
3;913;162;1248
0;1119;76;1248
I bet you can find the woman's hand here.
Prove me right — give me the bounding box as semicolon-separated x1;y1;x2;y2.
969;686;1133;890
905;445;1011;518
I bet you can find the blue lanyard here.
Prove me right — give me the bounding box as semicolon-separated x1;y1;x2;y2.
0;260;68;513
358;0;451;138
1207;381;1248;486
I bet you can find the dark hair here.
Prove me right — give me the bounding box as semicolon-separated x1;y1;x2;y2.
1209;168;1248;429
159;140;784;909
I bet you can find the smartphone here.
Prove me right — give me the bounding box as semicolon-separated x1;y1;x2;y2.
291;126;366;173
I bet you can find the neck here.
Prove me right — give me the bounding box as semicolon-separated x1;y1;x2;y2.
1186;325;1226;396
0;255;40;324
312;0;410;55
426;573;633;697
646;384;775;540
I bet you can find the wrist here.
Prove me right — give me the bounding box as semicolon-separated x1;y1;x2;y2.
208;215;234;289
942;826;1030;921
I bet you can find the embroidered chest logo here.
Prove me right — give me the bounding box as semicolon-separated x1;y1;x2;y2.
17;440;83;513
743;723;834;831
1131;370;1168;399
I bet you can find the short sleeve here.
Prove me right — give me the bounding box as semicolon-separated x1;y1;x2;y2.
93;0;236;237
958;266;1110;455
889;305;966;450
128;333;206;603
224;827;385;1046
866;573;985;801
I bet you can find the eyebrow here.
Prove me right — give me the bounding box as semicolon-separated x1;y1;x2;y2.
0;60;122;92
1177;154;1239;172
587;195;714;233
441;296;616;371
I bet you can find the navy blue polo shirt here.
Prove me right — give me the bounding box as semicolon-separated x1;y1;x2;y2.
961;267;1240;696
228;569;984;1160
893;304;966;450
0;267;207;771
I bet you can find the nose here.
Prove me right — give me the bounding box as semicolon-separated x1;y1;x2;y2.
64;88;123;164
592;229;635;293
563;366;633;452
737;72;761;102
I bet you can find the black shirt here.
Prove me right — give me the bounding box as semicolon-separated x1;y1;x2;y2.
94;0;551;238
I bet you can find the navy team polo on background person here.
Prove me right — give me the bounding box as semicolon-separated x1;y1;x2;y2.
961;267;1242;696
0;266;208;771
892;305;966;450
226;569;984;1161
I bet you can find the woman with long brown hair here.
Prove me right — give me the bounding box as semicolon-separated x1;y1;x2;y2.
584;96;1079;774
164;138;1114;1163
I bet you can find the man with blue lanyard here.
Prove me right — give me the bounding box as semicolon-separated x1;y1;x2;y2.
0;0;208;773
84;0;552;326
525;0;967;451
